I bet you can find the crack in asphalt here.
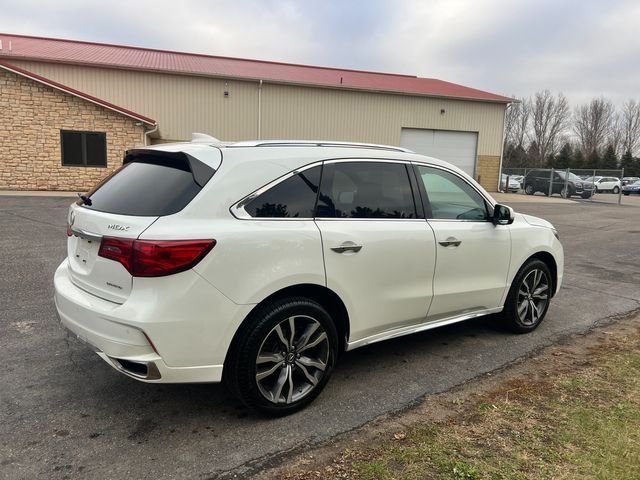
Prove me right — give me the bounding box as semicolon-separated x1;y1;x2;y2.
61;330;91;375
562;281;640;303
0;210;66;230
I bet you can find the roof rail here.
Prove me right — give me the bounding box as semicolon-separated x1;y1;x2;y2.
232;140;413;153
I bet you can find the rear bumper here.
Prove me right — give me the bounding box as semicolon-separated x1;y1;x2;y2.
54;259;254;383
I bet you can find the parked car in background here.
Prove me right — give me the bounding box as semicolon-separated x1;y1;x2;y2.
501;174;521;192
54;138;564;415
622;177;640;186
511;175;524;187
523;169;595;198
583;176;621;193
622;179;640;195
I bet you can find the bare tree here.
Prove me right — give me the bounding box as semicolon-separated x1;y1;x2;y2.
573;97;616;156
527;90;570;165
620;99;640;156
609;113;624;157
504;97;530;149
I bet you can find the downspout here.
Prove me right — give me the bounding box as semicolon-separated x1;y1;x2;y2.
144;123;158;146
257;80;263;140
497;103;510;192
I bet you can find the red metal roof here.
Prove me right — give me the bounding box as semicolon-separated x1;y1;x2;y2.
0;33;513;103
0;60;156;125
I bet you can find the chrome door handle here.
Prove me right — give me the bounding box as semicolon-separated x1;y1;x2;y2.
330;242;363;254
438;237;462;248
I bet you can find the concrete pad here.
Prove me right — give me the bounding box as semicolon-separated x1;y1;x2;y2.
0;190;76;197
492;192;574;204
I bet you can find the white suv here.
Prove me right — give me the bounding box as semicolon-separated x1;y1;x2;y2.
54;138;564;415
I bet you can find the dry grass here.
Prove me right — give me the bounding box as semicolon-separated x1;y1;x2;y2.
270;320;640;480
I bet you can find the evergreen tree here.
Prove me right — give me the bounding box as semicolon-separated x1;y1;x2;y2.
573;150;586;170
620;150;636;176
600;144;618;170
527;141;541;166
585;150;601;170
634;157;640;178
552;142;574;169
503;143;529;168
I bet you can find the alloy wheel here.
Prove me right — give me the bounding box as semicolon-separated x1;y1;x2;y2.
516;269;550;326
255;315;329;405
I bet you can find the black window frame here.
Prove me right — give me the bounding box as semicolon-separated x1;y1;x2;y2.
60;130;107;168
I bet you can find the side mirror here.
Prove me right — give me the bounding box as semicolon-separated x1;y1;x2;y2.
493;204;514;225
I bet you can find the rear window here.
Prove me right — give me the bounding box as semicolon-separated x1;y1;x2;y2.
81;154;212;216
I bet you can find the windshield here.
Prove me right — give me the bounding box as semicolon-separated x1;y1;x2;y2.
556;171;583;181
583;176;601;182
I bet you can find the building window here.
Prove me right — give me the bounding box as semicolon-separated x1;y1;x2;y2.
60;130;107;167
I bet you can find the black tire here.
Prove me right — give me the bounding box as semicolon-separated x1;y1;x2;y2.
581;192;592;199
500;259;552;334
613;186;620;194
224;297;338;416
624;192;630;196
524;184;535;195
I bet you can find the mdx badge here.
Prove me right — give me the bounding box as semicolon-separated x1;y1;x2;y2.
108;224;131;231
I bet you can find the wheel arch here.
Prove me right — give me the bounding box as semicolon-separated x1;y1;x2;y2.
526;251;558;297
223;283;350;367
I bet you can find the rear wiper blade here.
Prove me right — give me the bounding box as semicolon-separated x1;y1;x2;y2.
77;193;92;206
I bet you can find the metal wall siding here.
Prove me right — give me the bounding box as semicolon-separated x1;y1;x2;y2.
261;84;505;155
9;61;505;155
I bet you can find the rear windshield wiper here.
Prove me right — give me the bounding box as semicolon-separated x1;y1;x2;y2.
77;193;92;206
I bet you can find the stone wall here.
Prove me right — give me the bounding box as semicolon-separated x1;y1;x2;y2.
476;155;501;192
0;69;144;191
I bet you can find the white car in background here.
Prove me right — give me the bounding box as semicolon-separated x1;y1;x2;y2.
501;174;521;192
54;137;564;415
584;176;621;193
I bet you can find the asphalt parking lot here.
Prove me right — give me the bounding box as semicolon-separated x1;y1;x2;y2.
1;195;639;479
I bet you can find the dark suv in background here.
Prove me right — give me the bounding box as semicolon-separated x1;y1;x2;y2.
523;170;594;199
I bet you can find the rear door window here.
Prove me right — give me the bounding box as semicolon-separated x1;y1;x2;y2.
316;162;417;219
245;166;322;218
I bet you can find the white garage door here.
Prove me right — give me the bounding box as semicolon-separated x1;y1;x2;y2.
400;128;478;176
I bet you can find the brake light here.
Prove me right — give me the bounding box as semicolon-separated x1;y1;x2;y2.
99;237;135;273
98;238;215;277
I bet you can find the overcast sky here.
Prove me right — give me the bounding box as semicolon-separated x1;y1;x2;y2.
1;0;638;105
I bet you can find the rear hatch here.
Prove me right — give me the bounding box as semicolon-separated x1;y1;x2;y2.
67;149;217;303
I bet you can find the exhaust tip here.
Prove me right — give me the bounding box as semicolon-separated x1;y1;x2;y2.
111;358;161;380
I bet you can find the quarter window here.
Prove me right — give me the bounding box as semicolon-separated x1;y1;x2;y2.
417;166;488;220
245;166;322;218
61;130;107;167
316;162;417;219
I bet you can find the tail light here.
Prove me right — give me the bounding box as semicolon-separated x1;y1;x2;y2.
98;237;215;277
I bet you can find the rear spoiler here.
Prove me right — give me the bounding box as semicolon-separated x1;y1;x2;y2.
124;149;215;187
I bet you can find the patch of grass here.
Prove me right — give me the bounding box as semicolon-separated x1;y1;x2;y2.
280;324;640;480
